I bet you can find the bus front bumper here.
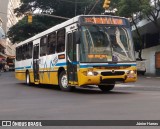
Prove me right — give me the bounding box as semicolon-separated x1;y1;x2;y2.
78;69;137;86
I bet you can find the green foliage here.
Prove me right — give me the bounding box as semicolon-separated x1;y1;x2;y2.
8;0;105;43
15;0;103;17
110;0;120;9
117;0;140;17
7;16;61;43
140;0;160;29
140;0;151;15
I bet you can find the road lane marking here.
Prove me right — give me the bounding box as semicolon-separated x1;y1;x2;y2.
115;84;135;87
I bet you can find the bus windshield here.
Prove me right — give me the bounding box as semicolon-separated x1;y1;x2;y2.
80;25;135;63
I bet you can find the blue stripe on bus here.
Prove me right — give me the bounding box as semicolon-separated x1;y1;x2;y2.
15;63;136;70
15;67;25;70
25;66;32;69
55;62;67;66
15;66;31;70
79;64;136;68
15;62;67;70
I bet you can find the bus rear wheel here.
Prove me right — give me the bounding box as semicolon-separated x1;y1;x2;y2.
98;84;115;92
26;72;31;86
59;71;74;92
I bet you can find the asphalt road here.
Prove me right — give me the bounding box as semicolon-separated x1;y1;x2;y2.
0;72;160;128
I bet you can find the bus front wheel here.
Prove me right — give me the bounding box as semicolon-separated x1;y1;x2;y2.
98;85;115;92
59;71;74;92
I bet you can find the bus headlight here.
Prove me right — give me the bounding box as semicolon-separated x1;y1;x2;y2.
82;71;98;76
126;70;136;78
130;70;135;74
87;71;94;76
127;70;135;74
88;71;98;76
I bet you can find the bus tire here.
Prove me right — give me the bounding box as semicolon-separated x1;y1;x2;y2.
26;71;31;86
98;85;115;92
59;71;74;92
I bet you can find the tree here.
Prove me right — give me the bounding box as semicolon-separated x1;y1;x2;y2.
140;0;160;30
7;16;61;43
117;0;144;60
8;0;104;43
14;0;104;17
117;0;160;60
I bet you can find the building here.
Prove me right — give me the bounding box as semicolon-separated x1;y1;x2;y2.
0;0;21;56
0;17;6;58
132;2;160;75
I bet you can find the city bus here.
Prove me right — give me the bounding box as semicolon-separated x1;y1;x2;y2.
15;15;137;92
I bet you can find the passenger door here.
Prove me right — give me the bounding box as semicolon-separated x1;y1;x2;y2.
33;44;40;82
67;32;78;85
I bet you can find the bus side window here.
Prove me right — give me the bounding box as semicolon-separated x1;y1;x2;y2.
40;36;47;56
21;45;24;60
72;32;77;61
16;47;19;61
23;44;27;60
67;32;77;61
17;47;21;61
19;46;22;60
48;32;56;55
26;44;28;59
67;33;73;60
28;42;33;59
57;29;65;53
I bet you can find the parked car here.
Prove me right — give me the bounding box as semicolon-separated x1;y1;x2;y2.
136;59;146;75
6;56;15;71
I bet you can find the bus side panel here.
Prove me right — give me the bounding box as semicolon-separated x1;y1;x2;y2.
29;70;34;83
39;69;50;84
38;70;59;85
50;71;59;85
15;70;26;81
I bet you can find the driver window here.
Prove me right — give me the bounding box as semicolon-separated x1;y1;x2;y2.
57;29;65;53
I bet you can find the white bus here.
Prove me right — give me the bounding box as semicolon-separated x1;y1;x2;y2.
15;15;137;92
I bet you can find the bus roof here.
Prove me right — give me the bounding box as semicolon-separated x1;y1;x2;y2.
16;15;128;47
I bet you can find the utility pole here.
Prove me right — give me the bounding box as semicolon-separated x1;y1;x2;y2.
35;14;70;20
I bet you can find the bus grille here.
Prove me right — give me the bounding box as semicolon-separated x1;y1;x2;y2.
101;71;125;76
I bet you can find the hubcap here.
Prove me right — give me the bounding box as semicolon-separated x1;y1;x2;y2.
61;74;68;88
26;74;29;84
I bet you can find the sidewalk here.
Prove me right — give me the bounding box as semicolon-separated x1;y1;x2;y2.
141;73;160;77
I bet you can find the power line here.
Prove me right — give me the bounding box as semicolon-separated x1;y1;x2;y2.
60;0;94;16
88;0;101;14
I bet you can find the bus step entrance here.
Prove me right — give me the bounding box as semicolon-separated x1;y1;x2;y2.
34;80;40;85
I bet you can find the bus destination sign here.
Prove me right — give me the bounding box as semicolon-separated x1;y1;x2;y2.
81;16;126;25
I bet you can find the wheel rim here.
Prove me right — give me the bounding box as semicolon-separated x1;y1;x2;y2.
26;74;29;84
61;74;68;88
